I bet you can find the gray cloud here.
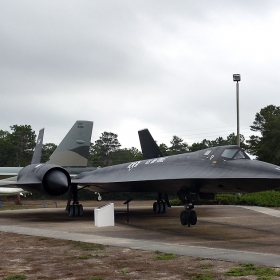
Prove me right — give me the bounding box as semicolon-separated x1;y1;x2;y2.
1;0;280;150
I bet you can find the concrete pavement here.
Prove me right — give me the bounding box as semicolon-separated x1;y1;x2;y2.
1;203;280;267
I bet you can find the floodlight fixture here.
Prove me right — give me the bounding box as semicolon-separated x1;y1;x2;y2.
233;74;241;82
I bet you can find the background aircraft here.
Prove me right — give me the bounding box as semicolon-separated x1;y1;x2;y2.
0;120;95;198
0;120;94;180
0;128;44;196
0;128;45;180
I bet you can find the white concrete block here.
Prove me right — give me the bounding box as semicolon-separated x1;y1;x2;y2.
94;202;115;227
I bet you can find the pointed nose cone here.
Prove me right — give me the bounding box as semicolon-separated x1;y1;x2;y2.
44;169;70;196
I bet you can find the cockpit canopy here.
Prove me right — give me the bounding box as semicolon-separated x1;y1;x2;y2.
220;148;250;159
202;146;250;160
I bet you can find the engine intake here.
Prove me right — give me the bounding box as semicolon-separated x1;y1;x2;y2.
43;168;70;196
17;164;71;196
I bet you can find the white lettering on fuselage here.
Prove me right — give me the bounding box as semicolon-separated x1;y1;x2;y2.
127;161;141;171
145;157;167;164
127;157;168;171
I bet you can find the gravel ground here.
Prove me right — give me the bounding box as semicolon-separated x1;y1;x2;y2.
1;198;280;279
0;231;270;280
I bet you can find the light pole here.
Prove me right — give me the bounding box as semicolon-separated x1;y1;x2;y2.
233;74;241;147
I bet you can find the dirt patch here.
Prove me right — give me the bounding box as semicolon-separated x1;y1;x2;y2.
0;231;259;280
1;199;280;279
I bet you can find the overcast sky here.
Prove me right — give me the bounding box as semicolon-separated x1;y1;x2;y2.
1;1;280;150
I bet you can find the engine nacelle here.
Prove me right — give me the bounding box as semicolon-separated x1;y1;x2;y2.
17;163;71;196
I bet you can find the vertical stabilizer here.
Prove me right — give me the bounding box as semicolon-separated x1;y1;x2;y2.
31;128;44;164
138;129;164;159
47;121;93;167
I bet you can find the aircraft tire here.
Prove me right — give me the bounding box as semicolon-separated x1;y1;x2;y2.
69;205;74;217
74;205;80;217
161;202;168;214
180;211;188;226
190;210;197;225
78;204;83;216
153;202;160;214
163;202;168;213
159;201;165;214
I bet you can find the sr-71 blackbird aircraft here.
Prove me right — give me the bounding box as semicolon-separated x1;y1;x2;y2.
6;127;280;226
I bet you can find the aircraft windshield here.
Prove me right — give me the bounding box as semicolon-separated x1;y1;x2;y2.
221;148;249;160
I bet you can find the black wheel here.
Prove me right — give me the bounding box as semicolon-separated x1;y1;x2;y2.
74;205;80;217
159;201;165;214
153;202;160;214
69;205;74;217
164;202;168;213
161;202;168;214
190;210;197;225
180;211;188;226
78;204;83;216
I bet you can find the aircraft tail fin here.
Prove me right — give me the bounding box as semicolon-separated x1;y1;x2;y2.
31;128;44;164
47;120;93;167
138;129;164;159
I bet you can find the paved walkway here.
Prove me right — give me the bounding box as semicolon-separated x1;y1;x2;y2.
1;204;280;267
240;205;280;218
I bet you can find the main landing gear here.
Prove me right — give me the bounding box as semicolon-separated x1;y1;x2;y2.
153;200;168;214
180;200;197;227
66;184;83;217
153;193;171;214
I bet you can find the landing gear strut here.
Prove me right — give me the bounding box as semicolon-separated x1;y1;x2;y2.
180;200;197;227
66;184;83;217
153;193;170;214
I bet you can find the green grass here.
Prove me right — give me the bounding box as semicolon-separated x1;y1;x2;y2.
3;275;27;280
200;264;214;269
94;254;109;258
75;254;92;259
225;263;280;279
0;205;36;211
37;237;48;241
118;268;129;274
153;250;178;260
194;257;206;261
69;241;105;251
190;273;214;280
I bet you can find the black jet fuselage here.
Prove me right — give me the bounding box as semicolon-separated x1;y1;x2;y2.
72;145;280;196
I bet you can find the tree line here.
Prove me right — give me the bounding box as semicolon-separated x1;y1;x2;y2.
1;104;280;167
